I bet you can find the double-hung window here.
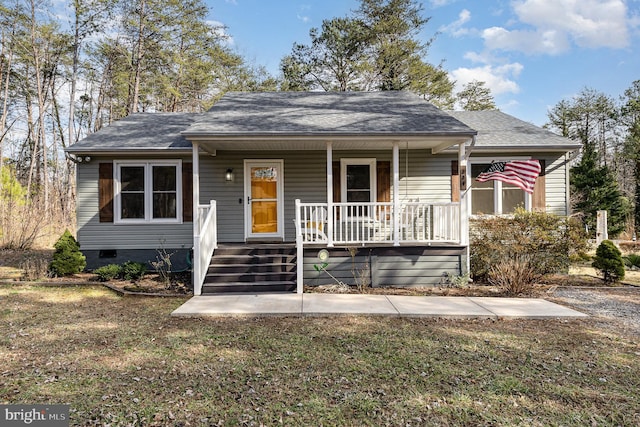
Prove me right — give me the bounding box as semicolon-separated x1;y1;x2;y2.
470;161;529;215
115;160;182;223
341;159;376;217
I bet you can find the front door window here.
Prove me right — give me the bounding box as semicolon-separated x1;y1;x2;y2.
245;160;284;239
250;166;278;233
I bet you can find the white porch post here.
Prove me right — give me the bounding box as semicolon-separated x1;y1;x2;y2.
393;141;400;246
326;141;334;247
459;141;470;274
192;142;201;295
295;199;304;294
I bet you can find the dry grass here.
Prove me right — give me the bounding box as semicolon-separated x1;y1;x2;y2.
1;284;639;426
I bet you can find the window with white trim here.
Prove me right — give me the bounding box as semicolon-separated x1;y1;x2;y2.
114;160;182;223
340;158;376;217
470;162;528;215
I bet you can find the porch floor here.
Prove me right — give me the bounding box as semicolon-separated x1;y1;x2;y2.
171;294;587;319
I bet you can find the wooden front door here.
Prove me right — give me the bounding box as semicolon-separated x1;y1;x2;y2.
244;160;284;240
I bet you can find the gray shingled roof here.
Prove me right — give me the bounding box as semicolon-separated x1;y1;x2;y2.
67;94;578;154
66;113;196;154
182;91;477;138
447;110;581;151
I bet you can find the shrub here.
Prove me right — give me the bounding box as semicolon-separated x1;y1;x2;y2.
49;230;86;276
94;264;122;282
122;261;147;282
592;240;625;283
623;253;640;270
470;209;589;282
488;259;539;296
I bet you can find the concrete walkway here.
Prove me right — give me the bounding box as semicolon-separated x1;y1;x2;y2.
171;294;587;319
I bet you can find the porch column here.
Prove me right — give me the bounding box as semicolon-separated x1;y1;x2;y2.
393;141;400;246
326;141;334;247
192;142;201;295
458;141;470;275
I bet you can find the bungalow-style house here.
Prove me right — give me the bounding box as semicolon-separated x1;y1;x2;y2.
67;91;580;294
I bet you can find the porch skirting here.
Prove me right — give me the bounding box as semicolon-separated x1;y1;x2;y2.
303;246;465;288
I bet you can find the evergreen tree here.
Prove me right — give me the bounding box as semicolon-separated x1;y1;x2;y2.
570;145;630;237
456;80;497;111
280;0;454;105
620;80;640;234
547;88;630;237
592;240;625;283
49;229;86;276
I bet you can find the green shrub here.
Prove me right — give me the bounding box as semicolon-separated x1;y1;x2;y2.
122;261;147;282
49;229;86;276
470;209;589;282
592;240;625;283
623;253;640;270
94;264;122;282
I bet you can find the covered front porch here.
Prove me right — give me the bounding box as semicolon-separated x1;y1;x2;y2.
189;139;471;295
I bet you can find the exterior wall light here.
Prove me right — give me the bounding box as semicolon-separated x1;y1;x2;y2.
225;168;234;182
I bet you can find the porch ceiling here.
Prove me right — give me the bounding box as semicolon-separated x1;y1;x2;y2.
193;135;470;153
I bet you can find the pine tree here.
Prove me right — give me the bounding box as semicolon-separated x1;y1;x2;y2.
592;240;625;283
49;230;86;276
571;146;631;237
456;80;497;111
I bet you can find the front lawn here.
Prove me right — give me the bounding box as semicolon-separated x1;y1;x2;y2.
1;285;639;426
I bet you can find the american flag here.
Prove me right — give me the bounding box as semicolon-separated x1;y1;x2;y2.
475;160;541;194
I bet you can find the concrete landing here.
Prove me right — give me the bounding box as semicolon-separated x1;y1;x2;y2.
171;294;587;319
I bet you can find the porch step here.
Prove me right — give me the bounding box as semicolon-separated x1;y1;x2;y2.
202;244;297;294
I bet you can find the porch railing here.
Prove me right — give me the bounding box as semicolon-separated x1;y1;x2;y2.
194;200;217;295
295;200;460;245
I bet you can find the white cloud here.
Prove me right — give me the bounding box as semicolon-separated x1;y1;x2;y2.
297;14;311;23
482;26;570;55
484;0;632;54
430;0;457;7
451;62;524;95
225;0;238;4
439;9;472;37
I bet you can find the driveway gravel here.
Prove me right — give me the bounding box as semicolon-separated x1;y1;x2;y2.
551;286;640;337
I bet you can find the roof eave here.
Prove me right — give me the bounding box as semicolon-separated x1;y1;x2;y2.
65;147;193;155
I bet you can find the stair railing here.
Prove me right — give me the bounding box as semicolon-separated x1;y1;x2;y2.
194;200;217;295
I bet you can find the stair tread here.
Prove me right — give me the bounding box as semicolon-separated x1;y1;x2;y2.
209;262;294;267
203;281;296;287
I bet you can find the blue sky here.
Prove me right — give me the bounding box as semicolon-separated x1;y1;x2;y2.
206;0;640;126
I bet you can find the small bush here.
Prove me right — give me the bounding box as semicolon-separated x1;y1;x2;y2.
592;240;625;283
122;261;147;282
94;264;122;282
488;259;539;296
470;209;589;282
49;230;86;276
623;253;640;270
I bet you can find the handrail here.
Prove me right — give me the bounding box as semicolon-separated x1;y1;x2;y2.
193;200;217;295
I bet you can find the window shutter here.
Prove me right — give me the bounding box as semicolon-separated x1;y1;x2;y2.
332;161;341;202
376;161;391;203
182;162;193;222
451;160;460;203
99;162;114;223
532;159;546;211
